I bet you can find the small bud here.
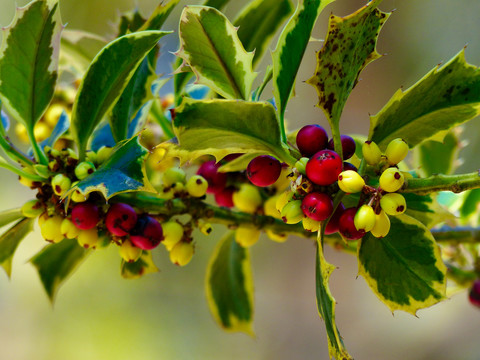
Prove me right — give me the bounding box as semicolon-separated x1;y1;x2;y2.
21;199;43;218
77;228;100;249
379;167;405;192
371;211;391;238
280;200;304;224
169;241;194;266
362;141;382;165
163;167;186;187
337;170;365;193
232;184;262;213
186;175;208;197
385;138;409;165
162;221;184;251
74;161;96;180
380;193;407;216
354;205;376;233
119;239;142;263
235;227;260;247
51;173;72;196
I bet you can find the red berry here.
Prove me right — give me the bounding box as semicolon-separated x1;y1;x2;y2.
197;160;227;194
301;192;333;221
246;155;281;187
328;135;356;160
325;203;345;235
221;153;243;163
296;125;328;157
338;207;364;240
305;150;343;186
215;186;235;207
105;203;138;236
130;215;164;250
469;280;480;308
71;203;99;230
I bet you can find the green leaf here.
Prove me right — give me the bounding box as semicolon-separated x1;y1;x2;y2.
67;135;154;200
0;208;23;228
121;251;159;279
166;98;295;165
315;235;352;360
60;30;107;75
138;0;181;32
203;0;231;9
235;0;293;68
358;214;447;315
175;6;256;100
272;0;334;140
460;189;480;219
369;49;480;149
206;232;254;335
71;30;170;159
308;0;389;154
404;193;454;229
0;218;33;277
415;130;460;177
0;0;62;163
30;239;88;302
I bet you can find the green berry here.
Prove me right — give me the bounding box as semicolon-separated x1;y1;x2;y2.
371;211;391;238
294;157;309;175
232;184;262;213
337;170;365;193
163;167;186;187
186;175;208;197
280;200;303;224
52;173;71;196
162;221;184;251
276;190;294;212
169;241;194;266
362;141;382;166
21;199;43;218
74;161;96;180
354;205;376;233
41;216;64;243
119;239;142;263
302;216;321;232
77;228;99;249
96;146;113;165
86;151;97;164
385;138;409;166
60;218;80;239
379;167;405;192
235;226;260;247
380;193;407;216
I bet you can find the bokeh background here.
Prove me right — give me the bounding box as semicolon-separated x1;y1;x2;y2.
0;0;479;359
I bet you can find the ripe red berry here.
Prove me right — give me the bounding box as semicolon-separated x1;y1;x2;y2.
105;203;138;236
130;215;164;250
328;135;356;160
305;149;343;186
197;160;227;194
214;186;235;207
246;155;282;187
301;192;333;221
296;125;328;157
325;203;345;235
469;280;480;308
71;202;100;230
338;207;364;240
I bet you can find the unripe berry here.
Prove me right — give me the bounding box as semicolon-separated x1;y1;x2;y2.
186;175;208;197
86;151;97;165
385;138;409;166
264;195;281;219
74;161;95;180
214;186;235;208
232;184;262;213
339;208;364;240
371;210;391;238
296;125;328;157
169;241;194;266
130;215;164;250
41;216;64;243
163;167;186;187
379;167;405;192
380;193;407;216
105;203;138;236
266;230;287;243
96;146;113;165
306;150;342;186
19;167;39;188
281;200;303;224
71;202;100;230
119;239;142;263
71;186;88;203
328;135;356;160
294;157;309;175
77;228;100;249
325;203;345;235
246;155;282;187
38;212;49;227
354;205;376;233
162;221;184;251
60;218;80;239
21;199;43;218
301;192;333;221
302;216;321;232
276;191;294;212
337;170;365;193
197;160;227;194
468;280;480;308
52;173;71;196
362;141;382;165
235;226;260;247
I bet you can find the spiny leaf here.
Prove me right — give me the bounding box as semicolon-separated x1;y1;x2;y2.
0;218;33;277
206;232;254;335
404;193;455;229
175;6;256;100
415;130;460;177
369;49;480;149
138;0;181;32
358;214;447;315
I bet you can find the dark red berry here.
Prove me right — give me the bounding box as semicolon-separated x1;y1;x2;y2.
338;207;364;240
296;125;328;157
343;162;358;172
221;153;243;163
197;160;228;194
105;203;138;236
130;215;163;250
305;149;343;186
328;135;356;160
215;186;235;208
325;203;345;235
246;155;281;187
71;203;99;230
301;192;333;221
469;280;480;308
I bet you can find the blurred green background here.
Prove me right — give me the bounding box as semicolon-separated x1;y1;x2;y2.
0;0;479;359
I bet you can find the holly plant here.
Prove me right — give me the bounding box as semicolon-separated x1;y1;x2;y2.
0;0;480;359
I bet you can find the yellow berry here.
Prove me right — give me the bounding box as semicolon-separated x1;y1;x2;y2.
371;211;391;238
362;141;382;166
235;226;260;247
15;123;29;143
162;167;186;187
41;216;64;243
380;193;407;216
385;138;409;166
199;222;212;235
21;199;43;218
264;195;281;219
354;205;376;233
280;200;303;224
44;103;65;127
302;216;321;232
186;175;208;197
276;190;294;212
119;239;142;263
232;184;262;213
60;218;80;239
379;167;405;192
77;228;99;249
74;161;96;180
162;221;184;251
266;229;288;243
273;166;291;191
337;170;365;193
51;173;72;196
33;121;51;141
169;241;194;266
